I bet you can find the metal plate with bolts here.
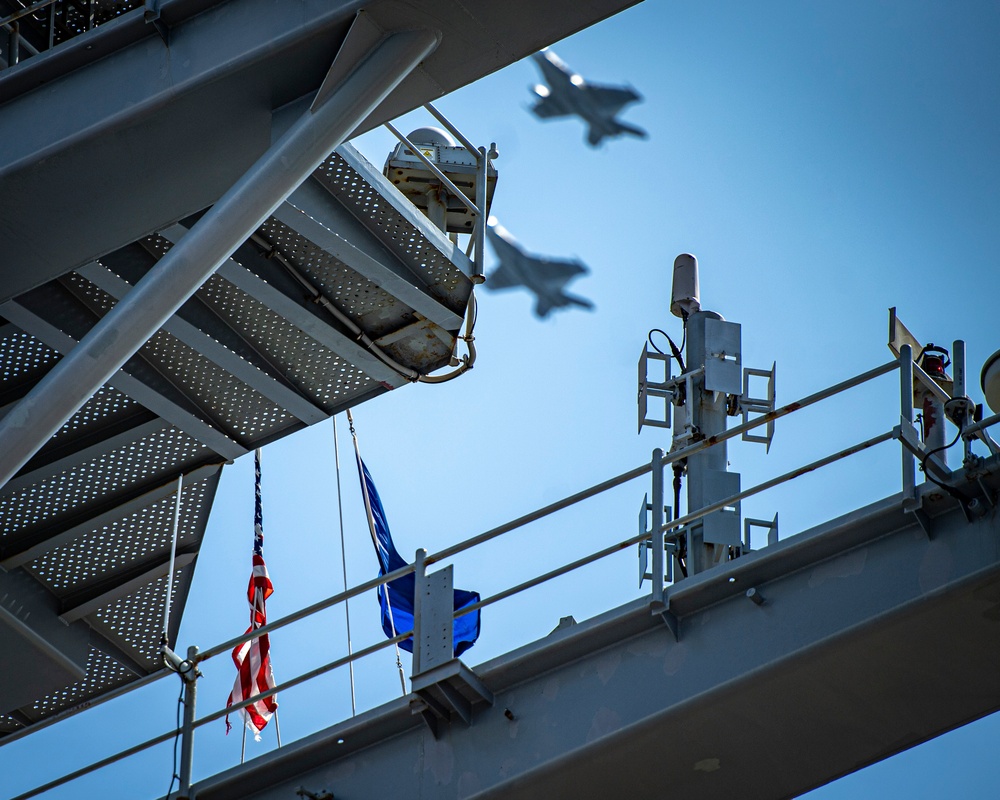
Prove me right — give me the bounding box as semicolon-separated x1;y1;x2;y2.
704;319;742;395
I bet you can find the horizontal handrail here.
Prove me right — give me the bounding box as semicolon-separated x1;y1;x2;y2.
456;429;897;620
195;562;416;663
0;0;58;28
9;357;905;797
423;101;480;156
428;359;899;566
383;122;480;217
10;632;414;800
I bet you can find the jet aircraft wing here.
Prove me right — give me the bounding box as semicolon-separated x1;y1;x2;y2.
584;84;641;114
531;95;571;119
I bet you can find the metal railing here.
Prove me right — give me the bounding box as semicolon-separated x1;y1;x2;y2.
9;344;999;799
1;0;145;70
383;102;497;283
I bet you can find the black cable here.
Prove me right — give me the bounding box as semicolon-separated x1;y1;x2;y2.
164;680;184;800
647;329;686;374
920;418;965;501
672;462;688;578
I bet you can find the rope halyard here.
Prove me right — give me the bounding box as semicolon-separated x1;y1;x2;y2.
333;415;358;716
347;409;408;696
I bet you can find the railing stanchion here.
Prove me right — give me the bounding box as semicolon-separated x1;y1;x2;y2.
899;345;917;508
178;645;200;800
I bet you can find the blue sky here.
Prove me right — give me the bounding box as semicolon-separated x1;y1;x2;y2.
4;1;1000;797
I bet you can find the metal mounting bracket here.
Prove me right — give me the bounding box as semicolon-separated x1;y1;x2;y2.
410;659;494;738
741;362;776;451
638;344;673;432
638;493;673;586
743;513;779;552
651;600;680;641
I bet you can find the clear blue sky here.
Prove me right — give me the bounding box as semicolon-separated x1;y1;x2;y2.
4;1;1000;797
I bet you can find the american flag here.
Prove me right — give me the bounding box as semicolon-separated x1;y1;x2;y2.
225;449;277;739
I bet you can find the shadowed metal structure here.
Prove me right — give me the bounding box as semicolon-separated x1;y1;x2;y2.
0;0;640;740
188;465;1000;800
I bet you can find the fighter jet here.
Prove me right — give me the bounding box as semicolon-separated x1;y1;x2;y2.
529;49;647;147
485;222;594;318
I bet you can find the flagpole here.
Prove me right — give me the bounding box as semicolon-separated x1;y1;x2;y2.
273;708;282;748
347;410;408;697
240;724;246;764
226;447;279;743
333;416;357;716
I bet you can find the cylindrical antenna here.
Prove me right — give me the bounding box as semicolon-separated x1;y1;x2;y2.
671;253;701;319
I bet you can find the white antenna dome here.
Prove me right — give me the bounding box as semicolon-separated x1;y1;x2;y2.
671;253;701;319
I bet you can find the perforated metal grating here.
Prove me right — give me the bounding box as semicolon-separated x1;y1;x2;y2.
0;125;475;739
141;328;292;440
196;273;378;411
256;217;406;336
26;477;211;594
0;714;23;734
48;386;140;444
316;150;469;299
0;328;60;383
30;646;137;719
0;427;207;540
62;271;292;441
93;570;187;667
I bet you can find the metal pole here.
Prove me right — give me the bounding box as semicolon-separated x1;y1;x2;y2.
684;311;728;574
953;339;974;461
899;345;916;507
0;27;440;489
178;646;199;800
474;145;488;282
650;448;664;603
162;472;183;644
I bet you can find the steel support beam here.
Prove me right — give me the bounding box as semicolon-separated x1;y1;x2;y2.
59;550;197;623
159;225;407;389
0;461;222;569
276;188;466;330
0;23;440;489
76;262;328;425
3;419;168;495
0;301;246;462
189;469;1000;800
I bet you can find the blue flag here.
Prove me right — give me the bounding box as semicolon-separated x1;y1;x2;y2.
355;454;480;657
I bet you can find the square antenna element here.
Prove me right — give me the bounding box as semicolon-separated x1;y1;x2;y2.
638;344;673;433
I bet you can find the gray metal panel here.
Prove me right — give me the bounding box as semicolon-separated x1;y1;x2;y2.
701;469;741;546
77;262;328;426
415;565;456;674
206;251;407;389
704;318;742;394
190;468;1000;800
0;300;246;460
0;567;90;712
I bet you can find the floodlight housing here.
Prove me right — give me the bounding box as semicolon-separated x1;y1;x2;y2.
384;127;497;234
982;349;1000;414
670;253;701;319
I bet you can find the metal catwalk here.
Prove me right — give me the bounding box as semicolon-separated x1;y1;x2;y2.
0;0;639;740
